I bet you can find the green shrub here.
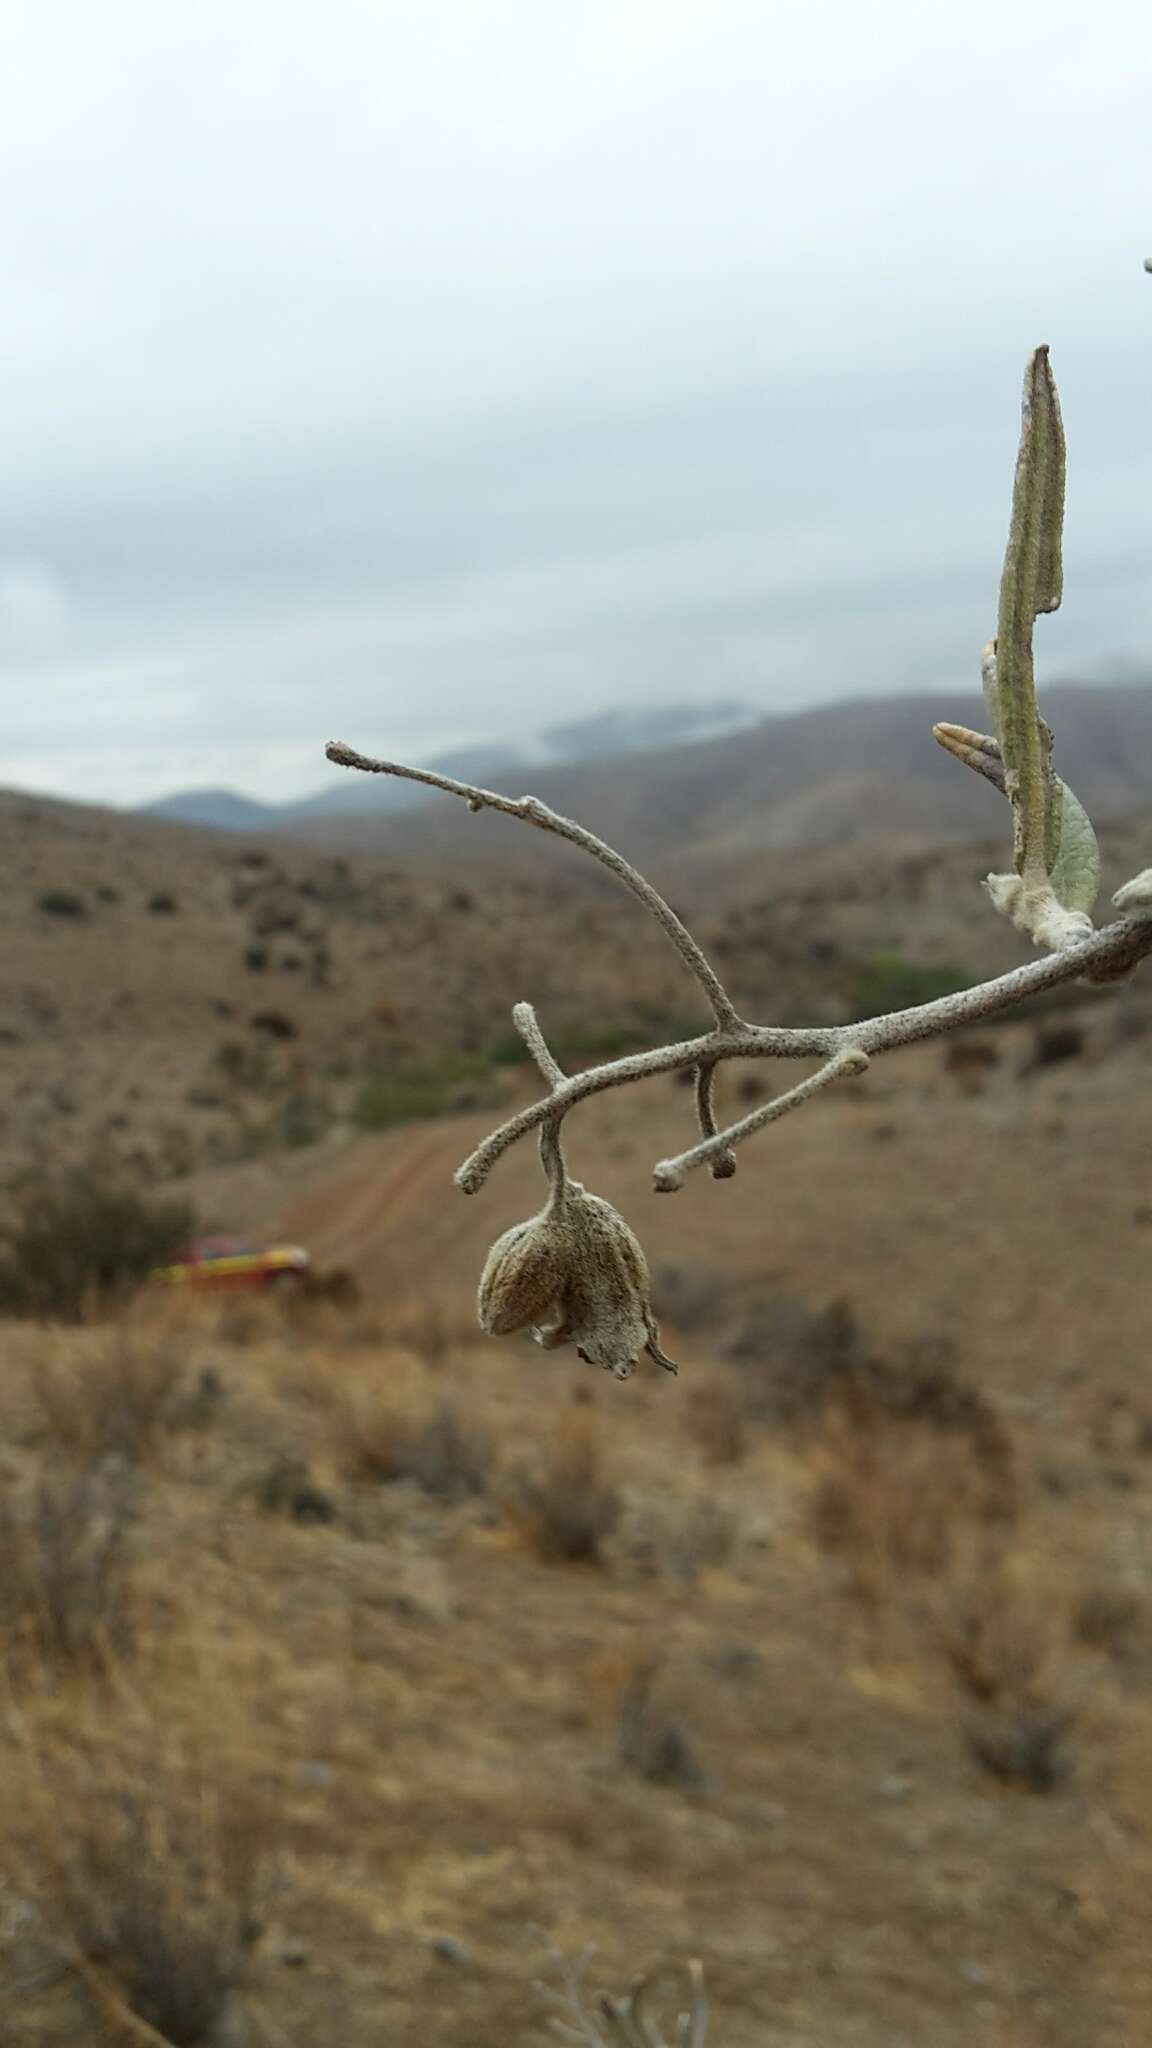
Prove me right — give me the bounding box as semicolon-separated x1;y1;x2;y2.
351;1050;509;1130
849;952;968;1021
0;1176;193;1321
37;889;87;919
352;1016;699;1134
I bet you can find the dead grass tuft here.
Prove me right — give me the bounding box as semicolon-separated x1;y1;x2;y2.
934;1565;1083;1793
1072;1583;1145;1665
7;1715;269;2045
0;1456;140;1670
338;1377;491;1502
28;1330;190;1467
684;1376;747;1466
810;1361;1016;1607
507;1415;621;1565
619;1495;735;1584
615;1654;712;1793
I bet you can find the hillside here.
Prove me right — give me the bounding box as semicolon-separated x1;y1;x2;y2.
141;700;758;833
4;769;1152;1195
5;1011;1152;2044
5;729;1152;2043
299;683;1152;876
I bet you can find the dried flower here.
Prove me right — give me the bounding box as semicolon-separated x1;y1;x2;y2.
478;1181;677;1380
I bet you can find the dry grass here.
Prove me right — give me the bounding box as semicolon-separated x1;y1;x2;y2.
684;1377;747;1466
927;1562;1086;1792
336;1371;492;1502
0;1126;1148;2048
0;1456;140;1671
27;1331;190;1467
614;1654;711;1793
5;1709;269;2046
618;1495;735;1585
809;1356;1017;1607
505;1413;621;1564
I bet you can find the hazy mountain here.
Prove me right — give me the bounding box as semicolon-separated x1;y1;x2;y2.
535;698;753;762
142;743;529;832
137;683;1152;887
275;681;1152;881
144;788;285;832
139;699;758;833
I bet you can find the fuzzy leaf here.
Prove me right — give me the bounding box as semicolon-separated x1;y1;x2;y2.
1046;777;1101;914
992;348;1066;883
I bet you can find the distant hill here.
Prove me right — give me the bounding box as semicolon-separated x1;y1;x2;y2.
278;681;1152;886
4;757;1152;1193
139;698;760;833
144;788;284;832
143;743;530;833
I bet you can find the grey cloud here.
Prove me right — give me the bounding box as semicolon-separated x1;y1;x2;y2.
2;0;1150;804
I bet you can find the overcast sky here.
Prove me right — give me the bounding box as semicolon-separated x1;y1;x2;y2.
3;0;1150;807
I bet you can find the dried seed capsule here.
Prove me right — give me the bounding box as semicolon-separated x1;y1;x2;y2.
478;1181;677;1381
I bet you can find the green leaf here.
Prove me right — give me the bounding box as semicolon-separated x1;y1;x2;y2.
993;347;1067;884
1046;777;1101;914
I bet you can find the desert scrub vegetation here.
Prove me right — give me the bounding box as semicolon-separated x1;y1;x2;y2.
5;1713;268;2045
847;949;968;1020
809;1366;1017;1609
506;1414;621;1565
327;346;1152;1387
0;1173;192;1321
26;1329;193;1465
0;1455;140;1671
351;1045;518;1131
337;1377;493;1503
536;1944;709;2046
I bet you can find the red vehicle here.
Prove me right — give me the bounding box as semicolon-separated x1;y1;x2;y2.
153;1236;311;1292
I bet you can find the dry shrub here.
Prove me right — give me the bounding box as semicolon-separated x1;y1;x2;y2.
1072;1583;1145;1665
620;1496;735;1583
935;1567;1081;1792
7;1716;268;2045
208;1293;286;1349
0;1456;139;1669
725;1294;863;1421
387;1292;478;1366
685;1377;747;1466
937;1564;1060;1706
28;1331;188;1466
300;1265;361;1310
507;1415;620;1565
967;1704;1076;1792
810;1361;1015;1607
615;1654;711;1793
251;1453;336;1524
0;1174;192;1322
339;1379;491;1503
943;1033;1001;1094
652;1261;729;1333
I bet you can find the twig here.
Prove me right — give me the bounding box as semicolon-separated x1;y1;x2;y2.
653;1047;869;1191
325;742;741;1030
513;1001;568;1196
693;1062;736;1180
440;911;1152;1194
513;1000;566;1089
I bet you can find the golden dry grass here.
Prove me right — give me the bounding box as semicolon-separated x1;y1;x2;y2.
3;794;1152;2041
0;1254;1150;2046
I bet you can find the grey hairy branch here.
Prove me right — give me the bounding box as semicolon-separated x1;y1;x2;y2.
326;347;1152;1381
